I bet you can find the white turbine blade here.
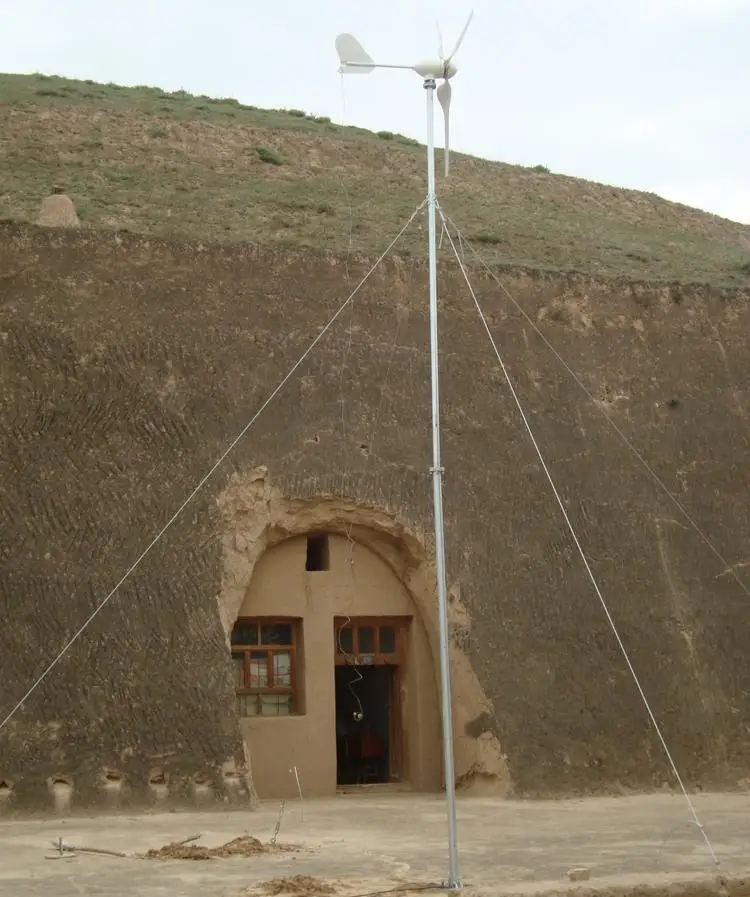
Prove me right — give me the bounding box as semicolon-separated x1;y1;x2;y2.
437;80;452;177
446;9;474;63
335;33;375;74
436;19;445;59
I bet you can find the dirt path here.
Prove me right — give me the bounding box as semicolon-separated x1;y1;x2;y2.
1;792;748;897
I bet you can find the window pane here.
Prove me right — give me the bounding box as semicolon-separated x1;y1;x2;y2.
231;652;245;688
273;651;292;687
231;621;258;646
336;626;353;654
358;626;374;654
236;693;258;716
379;626;396;654
260;694;292;716
250;651;269;687
261;622;293;645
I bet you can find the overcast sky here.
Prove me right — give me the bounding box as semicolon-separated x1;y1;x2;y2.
3;0;749;224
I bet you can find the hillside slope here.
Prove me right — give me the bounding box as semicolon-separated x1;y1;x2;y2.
2;71;750;285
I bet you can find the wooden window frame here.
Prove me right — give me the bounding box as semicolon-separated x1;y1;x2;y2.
231;617;300;716
333;616;410;666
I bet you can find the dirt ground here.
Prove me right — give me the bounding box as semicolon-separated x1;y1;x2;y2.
1;792;749;897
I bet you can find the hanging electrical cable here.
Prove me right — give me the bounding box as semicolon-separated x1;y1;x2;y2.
337;524;365;724
333;72;365;725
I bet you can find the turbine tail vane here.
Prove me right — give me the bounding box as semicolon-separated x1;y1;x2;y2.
335;33;375;74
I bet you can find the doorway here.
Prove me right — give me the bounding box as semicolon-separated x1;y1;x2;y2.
335;665;394;785
333;616;409;787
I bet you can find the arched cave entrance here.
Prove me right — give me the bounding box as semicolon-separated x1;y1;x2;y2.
229;532;442;798
216;470;511;799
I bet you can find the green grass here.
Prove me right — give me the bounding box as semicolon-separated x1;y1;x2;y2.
2;72;750;286
254;146;284;166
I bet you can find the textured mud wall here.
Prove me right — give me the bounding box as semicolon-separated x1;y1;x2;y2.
0;221;749;813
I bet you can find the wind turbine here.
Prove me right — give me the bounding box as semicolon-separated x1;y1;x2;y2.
335;11;472;177
335;13;474;891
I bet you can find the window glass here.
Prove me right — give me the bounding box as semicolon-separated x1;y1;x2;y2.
250;651;269;688
358;626;375;654
273;651;292;687
261;694;292;716
379;626;396;653
261;622;293;645
232;619;300;717
231;621;258;646
236;693;258;716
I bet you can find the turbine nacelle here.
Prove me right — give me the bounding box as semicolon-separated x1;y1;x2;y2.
413;59;458;80
335;10;473;178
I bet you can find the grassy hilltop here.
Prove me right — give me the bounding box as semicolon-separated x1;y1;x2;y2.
2;71;750;285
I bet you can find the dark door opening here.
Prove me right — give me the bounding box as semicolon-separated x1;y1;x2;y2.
335;665;395;785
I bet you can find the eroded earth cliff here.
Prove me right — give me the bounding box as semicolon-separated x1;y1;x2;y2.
1;220;749;812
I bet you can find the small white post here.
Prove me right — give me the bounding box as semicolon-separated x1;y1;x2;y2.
290;765;304;820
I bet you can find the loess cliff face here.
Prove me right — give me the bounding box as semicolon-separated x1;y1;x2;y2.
0;220;749;813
